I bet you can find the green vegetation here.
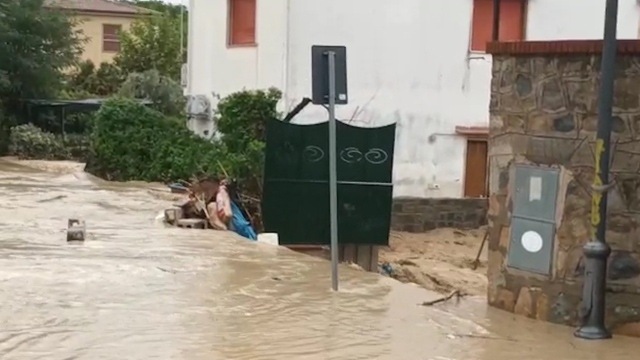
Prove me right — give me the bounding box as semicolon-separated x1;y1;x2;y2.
9;121;91;161
119;70;186;117
67;61;124;97
0;0;83;104
114;12;184;81
86;88;281;186
0;0;276;228
9;124;69;160
86;97;217;181
0;0;188;159
85;89;281;229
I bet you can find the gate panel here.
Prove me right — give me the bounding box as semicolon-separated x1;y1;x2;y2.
335;121;395;245
336;121;395;183
262;118;396;246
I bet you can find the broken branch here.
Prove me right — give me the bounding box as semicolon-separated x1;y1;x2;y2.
420;290;461;306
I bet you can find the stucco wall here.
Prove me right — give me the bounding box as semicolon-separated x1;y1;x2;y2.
187;0;640;198
487;40;640;337
76;14;135;65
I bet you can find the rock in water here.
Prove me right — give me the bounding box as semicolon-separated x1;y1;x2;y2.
67;219;86;241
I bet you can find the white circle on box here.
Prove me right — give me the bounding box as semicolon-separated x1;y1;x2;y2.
521;231;544;253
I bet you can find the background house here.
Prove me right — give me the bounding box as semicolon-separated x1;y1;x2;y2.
45;0;150;65
186;0;640;214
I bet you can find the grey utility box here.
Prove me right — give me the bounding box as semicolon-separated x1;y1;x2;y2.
506;165;560;275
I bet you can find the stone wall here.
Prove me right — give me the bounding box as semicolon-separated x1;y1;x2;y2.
487;40;640;337
391;197;487;232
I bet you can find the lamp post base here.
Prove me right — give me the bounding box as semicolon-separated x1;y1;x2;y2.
575;325;612;340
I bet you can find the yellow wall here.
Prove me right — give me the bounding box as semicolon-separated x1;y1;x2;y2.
74;13;137;65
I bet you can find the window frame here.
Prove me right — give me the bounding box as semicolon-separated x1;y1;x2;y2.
469;0;527;53
102;24;122;53
227;0;257;47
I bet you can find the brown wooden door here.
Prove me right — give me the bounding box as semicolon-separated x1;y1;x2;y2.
464;140;488;197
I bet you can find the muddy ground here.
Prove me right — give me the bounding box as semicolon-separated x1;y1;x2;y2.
379;228;488;296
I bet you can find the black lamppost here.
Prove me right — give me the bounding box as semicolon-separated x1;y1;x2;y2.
574;0;618;340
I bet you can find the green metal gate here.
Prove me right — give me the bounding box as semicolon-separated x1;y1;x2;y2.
261;118;396;246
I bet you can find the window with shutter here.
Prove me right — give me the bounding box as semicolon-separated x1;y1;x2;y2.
228;0;257;46
470;0;526;52
103;24;122;53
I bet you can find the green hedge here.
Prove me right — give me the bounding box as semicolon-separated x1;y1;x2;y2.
63;133;91;161
86;97;221;182
9;124;70;160
8;123;90;161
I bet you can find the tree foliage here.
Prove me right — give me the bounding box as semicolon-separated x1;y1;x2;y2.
123;0;187;19
119;69;186;117
0;0;83;102
68;60;124;96
215;88;281;182
114;13;183;81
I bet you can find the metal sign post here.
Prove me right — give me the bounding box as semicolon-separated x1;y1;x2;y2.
311;45;348;291
327;51;339;291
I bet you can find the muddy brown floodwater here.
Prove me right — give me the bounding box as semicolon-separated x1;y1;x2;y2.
0;158;639;360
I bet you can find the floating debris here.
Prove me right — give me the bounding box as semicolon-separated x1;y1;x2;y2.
66;219;86;241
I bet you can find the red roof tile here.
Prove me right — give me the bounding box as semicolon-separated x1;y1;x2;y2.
44;0;150;15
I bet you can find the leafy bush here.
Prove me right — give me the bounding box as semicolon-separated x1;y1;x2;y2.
119;70;185;117
67;60;124;96
86;89;283;230
63;133;91;161
9;124;70;160
86;97;219;181
213;88;282;227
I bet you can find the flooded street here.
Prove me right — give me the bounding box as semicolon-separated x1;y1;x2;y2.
0;159;638;360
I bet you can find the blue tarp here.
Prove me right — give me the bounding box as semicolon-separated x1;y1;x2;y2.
230;201;257;241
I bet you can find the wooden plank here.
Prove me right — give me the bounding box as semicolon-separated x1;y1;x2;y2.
464;140;488;197
369;246;379;273
356;246;372;271
342;244;357;264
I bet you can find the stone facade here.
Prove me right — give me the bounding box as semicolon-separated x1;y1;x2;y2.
487;40;640;336
391;197;488;232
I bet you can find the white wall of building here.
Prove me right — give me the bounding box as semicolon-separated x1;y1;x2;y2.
187;0;640;198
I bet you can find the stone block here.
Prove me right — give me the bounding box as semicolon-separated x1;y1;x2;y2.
536;293;549;321
514;287;533;317
608;251;640;281
490;287;515;312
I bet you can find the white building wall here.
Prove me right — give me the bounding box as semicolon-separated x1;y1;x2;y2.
188;0;640;198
